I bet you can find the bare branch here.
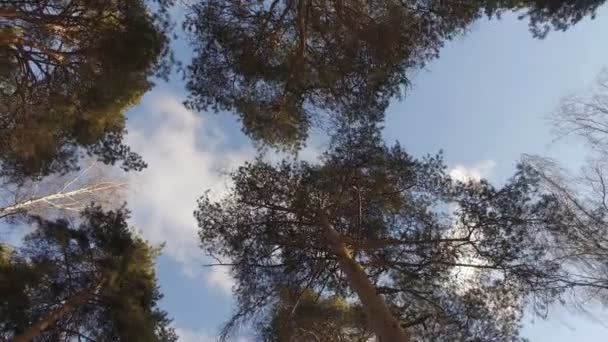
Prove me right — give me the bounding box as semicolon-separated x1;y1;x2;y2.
0;162;128;220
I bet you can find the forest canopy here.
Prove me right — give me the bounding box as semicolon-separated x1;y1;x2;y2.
1;0;173;180
1;0;608;341
184;0;607;149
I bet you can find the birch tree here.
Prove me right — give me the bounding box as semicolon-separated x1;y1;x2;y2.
551;70;608;157
521;70;608;306
0;162;128;220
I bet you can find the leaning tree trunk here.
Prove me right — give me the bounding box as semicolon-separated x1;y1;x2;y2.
0;181;125;219
13;281;105;342
317;210;410;342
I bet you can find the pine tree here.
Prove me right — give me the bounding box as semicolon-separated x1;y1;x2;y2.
196;123;604;341
185;0;606;149
1;0;174;180
0;206;177;342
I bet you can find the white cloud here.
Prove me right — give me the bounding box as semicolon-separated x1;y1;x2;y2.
449;160;496;182
125;91;251;295
123;90;324;297
175;328;216;342
206;264;234;295
175;327;250;342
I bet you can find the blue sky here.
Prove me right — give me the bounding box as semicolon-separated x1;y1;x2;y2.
120;7;608;341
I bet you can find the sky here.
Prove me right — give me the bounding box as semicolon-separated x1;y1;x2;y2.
117;6;608;341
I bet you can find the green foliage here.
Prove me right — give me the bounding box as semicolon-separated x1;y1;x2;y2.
486;0;607;38
185;0;481;149
0;245;45;336
260;288;372;341
195;123;588;340
185;0;606;150
0;206;177;341
1;0;174;180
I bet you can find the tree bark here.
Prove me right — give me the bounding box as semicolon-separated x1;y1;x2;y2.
13;281;104;342
317;210;410;342
0;181;125;218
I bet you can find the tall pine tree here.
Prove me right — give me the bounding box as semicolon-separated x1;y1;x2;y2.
185;0;606;149
196;123;606;341
1;0;174;180
0;206;177;342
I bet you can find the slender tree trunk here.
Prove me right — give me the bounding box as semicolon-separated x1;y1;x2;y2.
0;9;21;20
13;281;104;342
0;32;21;47
317;210;410;342
0;182;125;218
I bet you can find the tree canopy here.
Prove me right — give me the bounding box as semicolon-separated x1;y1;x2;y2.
195;123;607;340
260;287;372;341
185;0;606;149
0;206;177;341
184;0;480;148
3;1;608;340
1;0;174;180
521;70;608;309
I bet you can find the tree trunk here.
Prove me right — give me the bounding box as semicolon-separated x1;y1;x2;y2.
0;181;125;218
0;192;70;218
13;281;104;342
317;210;410;342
